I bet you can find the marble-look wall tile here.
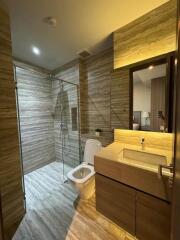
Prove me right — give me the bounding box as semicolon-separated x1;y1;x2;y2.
111;69;130;130
15;63;55;174
114;0;177;69
80;49;114;147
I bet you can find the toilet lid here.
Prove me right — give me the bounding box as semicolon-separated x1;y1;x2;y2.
83;139;102;165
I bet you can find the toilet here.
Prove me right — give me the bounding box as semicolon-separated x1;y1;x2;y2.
67;139;102;200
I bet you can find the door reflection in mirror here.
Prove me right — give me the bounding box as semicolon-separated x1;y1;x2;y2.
133;63;166;132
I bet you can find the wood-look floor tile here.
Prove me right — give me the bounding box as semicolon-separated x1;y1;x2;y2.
13;162;136;240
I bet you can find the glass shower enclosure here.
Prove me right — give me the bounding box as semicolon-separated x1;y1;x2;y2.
14;63;81;184
53;77;81;182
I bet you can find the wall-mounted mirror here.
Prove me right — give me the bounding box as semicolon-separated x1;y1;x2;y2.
130;53;174;133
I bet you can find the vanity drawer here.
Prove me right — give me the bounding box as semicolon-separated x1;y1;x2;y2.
95;173;136;235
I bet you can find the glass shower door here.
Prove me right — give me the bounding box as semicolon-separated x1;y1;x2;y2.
53;77;81;182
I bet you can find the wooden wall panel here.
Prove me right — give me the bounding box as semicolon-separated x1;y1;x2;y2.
151;77;166;131
0;195;3;240
111;69;130;130
79;59;88;135
15;62;55;174
114;0;177;69
0;6;25;240
81;49;114;147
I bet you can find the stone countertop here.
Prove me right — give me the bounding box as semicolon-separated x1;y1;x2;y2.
95;141;173;177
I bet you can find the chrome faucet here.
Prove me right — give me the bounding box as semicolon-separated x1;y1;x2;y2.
140;137;145;150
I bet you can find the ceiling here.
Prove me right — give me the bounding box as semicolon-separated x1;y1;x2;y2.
133;64;166;87
3;0;168;70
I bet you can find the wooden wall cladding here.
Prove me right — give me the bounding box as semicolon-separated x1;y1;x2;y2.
0;195;3;240
151;77;166;131
79;59;88;135
15;63;55;174
114;0;177;69
110;69;130;130
0;7;25;240
81;49;114;147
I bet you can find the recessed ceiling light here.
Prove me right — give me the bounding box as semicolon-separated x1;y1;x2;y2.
32;46;40;55
43;16;57;27
148;65;154;70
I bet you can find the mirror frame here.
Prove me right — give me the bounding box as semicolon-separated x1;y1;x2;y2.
129;51;175;133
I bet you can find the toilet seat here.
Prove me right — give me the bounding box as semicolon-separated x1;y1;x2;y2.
67;139;102;199
67;163;95;184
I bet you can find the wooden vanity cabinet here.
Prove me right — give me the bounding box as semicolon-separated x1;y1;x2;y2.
96;173;171;240
96;174;136;235
0;196;3;240
136;191;171;240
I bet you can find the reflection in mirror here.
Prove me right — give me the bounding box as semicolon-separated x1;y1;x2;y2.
133;63;167;132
